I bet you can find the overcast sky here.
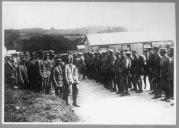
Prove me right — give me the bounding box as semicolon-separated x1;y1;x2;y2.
3;2;175;32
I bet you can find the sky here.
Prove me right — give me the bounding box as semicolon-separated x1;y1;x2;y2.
3;2;175;32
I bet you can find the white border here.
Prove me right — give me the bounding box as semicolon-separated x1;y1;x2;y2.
1;1;177;125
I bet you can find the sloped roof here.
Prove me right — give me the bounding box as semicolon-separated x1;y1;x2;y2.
86;30;175;46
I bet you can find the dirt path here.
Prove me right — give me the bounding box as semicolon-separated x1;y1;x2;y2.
73;79;175;124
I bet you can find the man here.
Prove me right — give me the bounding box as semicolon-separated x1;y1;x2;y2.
52;58;64;98
69;57;80;107
49;51;56;93
159;47;170;102
62;55;74;106
5;55;17;89
168;46;174;101
17;54;29;89
120;50;131;96
28;52;38;91
39;52;49;94
78;53;86;80
108;49;117;92
131;50;143;93
114;51;122;94
35;51;44;92
143;49;151;89
151;47;162;99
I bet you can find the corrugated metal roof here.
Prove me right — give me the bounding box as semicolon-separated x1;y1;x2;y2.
86;30;175;46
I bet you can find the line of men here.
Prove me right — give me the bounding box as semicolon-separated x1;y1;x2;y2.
4;50;81;107
83;45;174;102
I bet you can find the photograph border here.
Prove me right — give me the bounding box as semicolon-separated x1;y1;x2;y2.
1;0;178;128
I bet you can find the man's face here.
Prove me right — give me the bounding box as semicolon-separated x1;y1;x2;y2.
160;51;166;56
153;49;158;54
121;52;125;58
168;49;174;57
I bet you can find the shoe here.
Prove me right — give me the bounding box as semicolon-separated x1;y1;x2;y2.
136;90;143;93
152;95;161;99
165;99;170;102
73;103;80;107
116;91;121;94
120;93;130;96
161;98;167;101
149;92;155;95
111;89;115;92
131;88;135;91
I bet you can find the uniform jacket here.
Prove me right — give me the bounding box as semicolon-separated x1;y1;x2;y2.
53;65;63;87
65;64;74;85
69;64;79;84
160;55;169;79
17;63;29;85
152;53;162;77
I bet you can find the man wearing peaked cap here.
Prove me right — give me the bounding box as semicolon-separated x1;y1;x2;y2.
168;46;174;102
151;45;162;99
160;47;171;102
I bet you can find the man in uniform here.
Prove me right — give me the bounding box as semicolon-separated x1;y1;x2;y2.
131;50;143;93
17;54;29;89
5;54;17;89
151;47;162;99
168;46;174;101
107;49;117;92
52;58;64;98
78;53;86;80
28;52;38;91
120;50;131;96
62;55;74;106
69;57;80;107
35;51;43;92
114;51;122;94
49;50;56;93
143;49;151;89
160;47;170;102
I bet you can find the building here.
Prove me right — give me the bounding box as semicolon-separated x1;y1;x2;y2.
76;45;85;53
84;30;175;55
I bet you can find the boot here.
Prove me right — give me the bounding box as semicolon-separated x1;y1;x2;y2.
66;98;69;106
73;96;80;107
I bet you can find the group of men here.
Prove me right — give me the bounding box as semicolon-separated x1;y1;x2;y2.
4;50;82;107
83;45;174;102
4;45;174;105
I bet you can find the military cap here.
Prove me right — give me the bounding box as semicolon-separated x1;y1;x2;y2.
131;50;135;52
45;52;50;56
6;54;12;57
78;52;83;55
153;47;159;50
160;47;168;53
108;49;114;53
88;51;93;54
75;58;80;61
126;51;131;54
168;46;174;50
49;50;54;53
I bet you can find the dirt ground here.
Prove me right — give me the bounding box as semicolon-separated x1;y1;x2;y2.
4;87;79;122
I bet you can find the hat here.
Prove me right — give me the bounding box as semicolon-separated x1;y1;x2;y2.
75;58;80;61
160;47;168;53
153;47;159;50
6;54;12;57
108;49;114;53
49;50;54;53
168;46;174;50
126;51;131;54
